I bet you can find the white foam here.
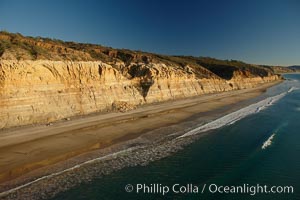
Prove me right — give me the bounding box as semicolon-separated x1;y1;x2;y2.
262;134;275;149
179;91;287;138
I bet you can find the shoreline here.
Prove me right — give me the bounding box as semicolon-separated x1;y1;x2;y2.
0;81;282;199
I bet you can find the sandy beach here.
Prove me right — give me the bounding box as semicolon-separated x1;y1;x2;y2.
0;81;281;199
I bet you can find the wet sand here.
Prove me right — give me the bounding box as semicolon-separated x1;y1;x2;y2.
0;81;281;197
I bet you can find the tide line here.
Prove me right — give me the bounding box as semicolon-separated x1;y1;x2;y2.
0;147;138;198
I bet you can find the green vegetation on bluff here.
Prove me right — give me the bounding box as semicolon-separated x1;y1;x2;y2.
0;31;287;77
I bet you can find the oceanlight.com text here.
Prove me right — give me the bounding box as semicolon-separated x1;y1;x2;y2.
124;183;294;196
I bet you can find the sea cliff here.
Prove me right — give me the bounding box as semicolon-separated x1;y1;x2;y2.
0;32;281;128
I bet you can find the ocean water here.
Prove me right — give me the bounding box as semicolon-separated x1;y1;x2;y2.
53;74;300;200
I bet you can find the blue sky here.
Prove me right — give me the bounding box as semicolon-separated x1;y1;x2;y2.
0;0;299;66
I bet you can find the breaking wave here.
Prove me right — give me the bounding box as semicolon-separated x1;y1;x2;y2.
262;134;275;150
179;91;287;138
288;86;299;93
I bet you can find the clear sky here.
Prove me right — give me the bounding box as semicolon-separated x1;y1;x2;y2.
0;0;299;66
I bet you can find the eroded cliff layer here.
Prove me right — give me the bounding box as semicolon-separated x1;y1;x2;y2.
0;60;279;129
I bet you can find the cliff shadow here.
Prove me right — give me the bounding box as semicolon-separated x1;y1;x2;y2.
197;63;237;80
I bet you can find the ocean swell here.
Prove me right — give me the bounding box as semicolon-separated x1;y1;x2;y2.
179;91;288;138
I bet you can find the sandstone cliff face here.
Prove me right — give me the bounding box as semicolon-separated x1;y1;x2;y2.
0;32;282;128
0;60;280;129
